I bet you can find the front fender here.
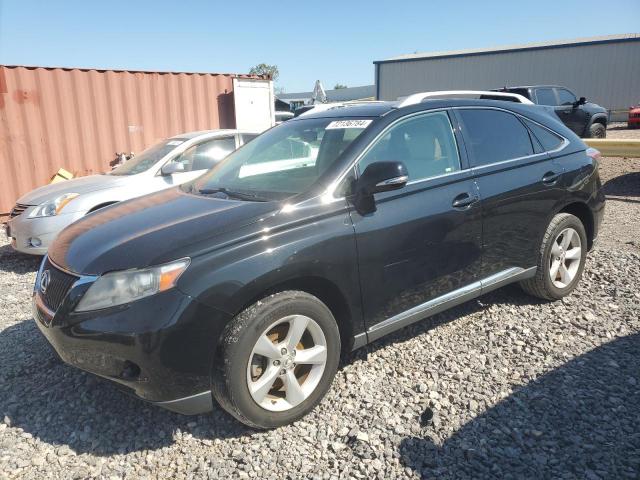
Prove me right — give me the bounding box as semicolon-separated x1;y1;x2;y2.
177;200;365;337
587;113;608;129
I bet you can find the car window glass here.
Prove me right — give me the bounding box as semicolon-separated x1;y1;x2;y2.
525;120;564;151
535;88;557;106
458;109;534;166
193;118;369;200
110;138;188;175
358;111;461;182
170;137;236;172
241;133;258;144
556;89;577;106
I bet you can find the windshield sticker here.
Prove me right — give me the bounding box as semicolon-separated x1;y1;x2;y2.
166;140;184;146
326;120;372;130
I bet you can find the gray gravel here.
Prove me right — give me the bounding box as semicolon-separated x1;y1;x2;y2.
1;143;639;479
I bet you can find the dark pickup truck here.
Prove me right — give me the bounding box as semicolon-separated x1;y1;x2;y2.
494;86;608;138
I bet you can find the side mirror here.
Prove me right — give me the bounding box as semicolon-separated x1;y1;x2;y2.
574;97;586;107
161;162;185;176
354;161;408;214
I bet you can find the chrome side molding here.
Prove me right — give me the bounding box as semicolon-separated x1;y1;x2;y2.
365;266;536;343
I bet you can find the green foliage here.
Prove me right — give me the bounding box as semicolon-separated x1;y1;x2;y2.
249;63;280;81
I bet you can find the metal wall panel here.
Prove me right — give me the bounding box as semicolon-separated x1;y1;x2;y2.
0;66;258;215
377;39;640;112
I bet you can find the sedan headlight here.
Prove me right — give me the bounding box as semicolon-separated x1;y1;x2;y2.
75;258;190;312
29;193;80;218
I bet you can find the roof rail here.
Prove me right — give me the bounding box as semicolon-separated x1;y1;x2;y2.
396;90;534;108
297;100;387;117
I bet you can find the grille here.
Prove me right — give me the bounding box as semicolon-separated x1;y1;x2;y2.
10;203;30;218
40;258;78;312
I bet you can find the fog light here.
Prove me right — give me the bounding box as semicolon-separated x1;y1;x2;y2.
29;237;42;247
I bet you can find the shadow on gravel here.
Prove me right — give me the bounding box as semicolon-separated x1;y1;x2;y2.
351;283;546;363
0;319;250;456
399;333;640;479
603;172;640;198
0;244;41;273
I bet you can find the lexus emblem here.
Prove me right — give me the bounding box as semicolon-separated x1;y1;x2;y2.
40;270;51;294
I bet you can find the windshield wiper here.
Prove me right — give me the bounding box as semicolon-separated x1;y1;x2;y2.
198;187;269;202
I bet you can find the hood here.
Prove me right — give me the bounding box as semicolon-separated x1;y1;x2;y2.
48;187;278;275
17;174;130;206
585;103;607;114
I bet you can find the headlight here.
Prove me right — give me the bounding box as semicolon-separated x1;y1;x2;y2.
75;258;190;312
29;193;79;218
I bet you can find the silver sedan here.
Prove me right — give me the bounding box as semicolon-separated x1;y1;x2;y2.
5;129;258;255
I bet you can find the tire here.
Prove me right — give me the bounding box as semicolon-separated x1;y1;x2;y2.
588;122;606;138
520;213;588;301
212;291;341;429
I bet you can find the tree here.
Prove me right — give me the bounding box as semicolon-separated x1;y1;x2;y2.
333;83;347;90
249;63;279;81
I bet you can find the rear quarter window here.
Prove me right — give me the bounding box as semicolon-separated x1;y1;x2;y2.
524;120;565;151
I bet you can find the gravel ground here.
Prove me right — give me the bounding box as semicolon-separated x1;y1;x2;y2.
1;129;639;479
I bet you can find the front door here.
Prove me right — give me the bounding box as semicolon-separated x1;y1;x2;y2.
348;110;483;334
154;136;238;189
554;88;588;136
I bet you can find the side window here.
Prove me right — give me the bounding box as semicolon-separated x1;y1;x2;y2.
458;109;534;166
358;111;461;182
556;89;577;106
524;119;564;151
241;133;258;144
171;137;236;172
535;88;557;106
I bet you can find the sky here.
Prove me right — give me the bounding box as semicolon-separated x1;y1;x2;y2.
0;0;638;93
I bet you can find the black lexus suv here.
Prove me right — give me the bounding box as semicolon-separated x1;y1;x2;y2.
495;85;608;138
33;97;605;428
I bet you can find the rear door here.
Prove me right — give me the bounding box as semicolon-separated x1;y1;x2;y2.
349;110;483;334
454;107;566;275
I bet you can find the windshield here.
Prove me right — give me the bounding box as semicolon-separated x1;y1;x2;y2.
110;138;188;175
190;118;371;200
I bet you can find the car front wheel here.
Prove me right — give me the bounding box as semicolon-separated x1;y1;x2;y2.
212;291;341;428
588;122;606;138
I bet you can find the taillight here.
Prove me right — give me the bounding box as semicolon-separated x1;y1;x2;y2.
586;147;601;166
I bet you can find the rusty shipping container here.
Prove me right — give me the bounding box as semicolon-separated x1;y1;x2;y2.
0;65;265;215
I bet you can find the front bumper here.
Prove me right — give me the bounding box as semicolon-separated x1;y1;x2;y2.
6;209;84;255
33;266;232;414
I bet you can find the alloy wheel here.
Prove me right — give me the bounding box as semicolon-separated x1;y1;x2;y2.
549;227;582;288
246;315;328;412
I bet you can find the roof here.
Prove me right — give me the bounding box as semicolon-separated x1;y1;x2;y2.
375;33;640;64
1;64;265;78
291;102;395;119
290;97;566;123
170;129;254;140
278;85;375;102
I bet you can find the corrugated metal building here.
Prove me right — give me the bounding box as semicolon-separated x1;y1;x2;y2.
0;66;264;215
375;34;640;115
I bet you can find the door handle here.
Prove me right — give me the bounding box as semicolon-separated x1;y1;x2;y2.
542;171;560;185
452;192;478;209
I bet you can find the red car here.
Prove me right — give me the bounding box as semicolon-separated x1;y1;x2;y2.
629;104;640;129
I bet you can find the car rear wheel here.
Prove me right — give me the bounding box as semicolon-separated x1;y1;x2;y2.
589;122;606;138
212;291;340;429
520;213;588;300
